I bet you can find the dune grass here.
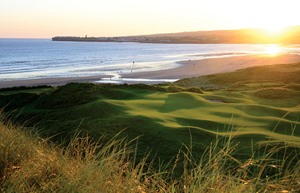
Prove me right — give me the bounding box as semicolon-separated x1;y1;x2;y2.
0;118;300;192
0;119;167;192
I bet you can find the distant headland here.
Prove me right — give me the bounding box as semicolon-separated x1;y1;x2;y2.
53;26;300;44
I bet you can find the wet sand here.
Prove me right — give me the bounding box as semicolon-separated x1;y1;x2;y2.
1;54;300;88
0;75;111;88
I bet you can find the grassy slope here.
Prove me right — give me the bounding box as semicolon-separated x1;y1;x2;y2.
0;119;169;192
1;115;300;192
0;63;299;163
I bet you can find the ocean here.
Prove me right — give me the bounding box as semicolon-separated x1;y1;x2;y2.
1;39;300;82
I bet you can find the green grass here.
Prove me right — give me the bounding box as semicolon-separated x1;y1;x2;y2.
0;80;299;164
1;119;300;192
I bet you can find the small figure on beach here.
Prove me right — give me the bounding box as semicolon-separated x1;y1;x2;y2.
131;61;135;72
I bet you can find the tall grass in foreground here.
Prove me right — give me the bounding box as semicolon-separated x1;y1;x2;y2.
0;121;300;192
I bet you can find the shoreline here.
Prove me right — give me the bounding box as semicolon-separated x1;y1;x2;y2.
122;54;300;79
0;75;111;89
1;54;300;88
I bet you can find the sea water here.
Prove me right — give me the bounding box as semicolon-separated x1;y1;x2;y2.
1;39;300;82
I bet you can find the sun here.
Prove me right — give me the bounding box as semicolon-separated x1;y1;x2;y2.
261;24;287;36
263;26;284;35
259;24;289;43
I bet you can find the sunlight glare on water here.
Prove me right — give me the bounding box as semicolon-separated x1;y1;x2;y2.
266;45;281;56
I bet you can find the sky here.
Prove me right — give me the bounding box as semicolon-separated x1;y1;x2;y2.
1;0;300;38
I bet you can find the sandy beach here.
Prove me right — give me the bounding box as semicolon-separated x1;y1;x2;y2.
1;54;300;88
122;54;300;79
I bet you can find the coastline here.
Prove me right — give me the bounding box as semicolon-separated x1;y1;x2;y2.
122;54;300;79
1;54;300;88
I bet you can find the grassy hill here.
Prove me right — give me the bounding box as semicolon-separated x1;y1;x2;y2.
176;62;300;90
0;62;300;191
